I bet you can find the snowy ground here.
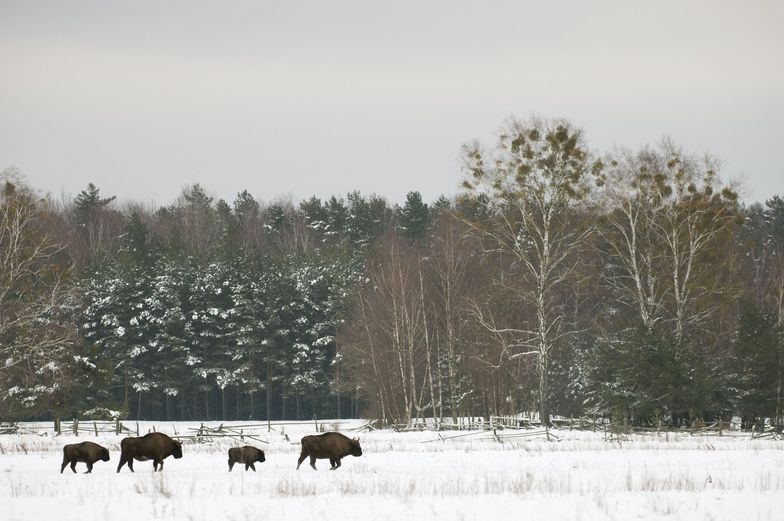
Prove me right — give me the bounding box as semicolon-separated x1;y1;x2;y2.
1;420;782;521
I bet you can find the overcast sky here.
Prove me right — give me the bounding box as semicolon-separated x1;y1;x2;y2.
1;0;782;206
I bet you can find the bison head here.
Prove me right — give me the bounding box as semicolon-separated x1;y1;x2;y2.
172;440;183;459
349;437;362;457
257;450;266;463
101;448;111;462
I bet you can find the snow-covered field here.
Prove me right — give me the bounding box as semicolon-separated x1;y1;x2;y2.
1;420;782;521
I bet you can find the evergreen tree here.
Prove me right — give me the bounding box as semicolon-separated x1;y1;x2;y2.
123;212;152;263
397;191;430;243
731;302;781;426
300;196;327;246
264;203;287;233
324;196;348;243
346;192;389;248
74;182;116;225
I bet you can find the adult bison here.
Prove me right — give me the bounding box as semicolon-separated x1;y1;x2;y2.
60;441;110;474
227;445;266;471
117;432;182;473
296;432;362;470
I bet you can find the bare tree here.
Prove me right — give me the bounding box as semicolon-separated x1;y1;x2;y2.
429;212;472;423
461;116;598;426
599;141;740;343
0;170;77;415
65;182;124;269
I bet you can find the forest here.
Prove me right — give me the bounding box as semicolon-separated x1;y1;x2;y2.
1;116;782;428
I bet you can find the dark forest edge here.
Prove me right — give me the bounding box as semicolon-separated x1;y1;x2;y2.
1;116;782;430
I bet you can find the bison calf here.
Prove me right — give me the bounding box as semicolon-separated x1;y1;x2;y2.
60;441;110;474
297;432;362;470
117;432;182;473
228;445;265;472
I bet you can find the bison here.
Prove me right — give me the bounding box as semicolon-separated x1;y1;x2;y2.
228;445;266;471
60;441;110;474
117;432;182;473
296;432;362;470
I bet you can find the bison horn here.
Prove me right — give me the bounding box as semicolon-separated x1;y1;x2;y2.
353;437;359;442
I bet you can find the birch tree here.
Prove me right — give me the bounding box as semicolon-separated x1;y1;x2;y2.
0;170;83;416
600;141;739;343
429;212;472;423
461;117;599;426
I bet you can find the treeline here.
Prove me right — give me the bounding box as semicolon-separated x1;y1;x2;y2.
1;116;782;428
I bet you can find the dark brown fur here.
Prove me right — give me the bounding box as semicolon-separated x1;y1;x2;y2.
60;441;110;474
117;432;182;473
227;445;266;471
297;432;362;470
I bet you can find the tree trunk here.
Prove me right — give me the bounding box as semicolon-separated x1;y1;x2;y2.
359;294;388;425
538;343;550;427
419;263;437;425
435;330;444;423
266;362;272;430
336;360;341;420
124;371;129;413
221;387;226;421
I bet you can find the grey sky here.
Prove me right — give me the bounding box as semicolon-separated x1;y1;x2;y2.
1;0;782;206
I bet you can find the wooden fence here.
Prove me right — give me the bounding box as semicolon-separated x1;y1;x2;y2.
2;417;780;441
170;420;376;443
0;422;18;434
53;418;134;436
396;415;783;441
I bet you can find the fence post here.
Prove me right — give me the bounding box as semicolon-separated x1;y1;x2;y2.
73;419;78;436
115;418;120;435
54;417;60;435
94;421;98;436
136;421;139;436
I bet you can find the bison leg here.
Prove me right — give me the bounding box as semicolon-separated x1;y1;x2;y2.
117;455;135;473
329;458;336;470
309;455;317;471
249;463;256;472
153;459;164;472
70;461;77;473
334;458;342;469
296;449;308;470
60;457;69;474
228;459;235;472
85;462;94;474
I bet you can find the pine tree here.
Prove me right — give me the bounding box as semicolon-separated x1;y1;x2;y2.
397;191;430;243
74;183;116;225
